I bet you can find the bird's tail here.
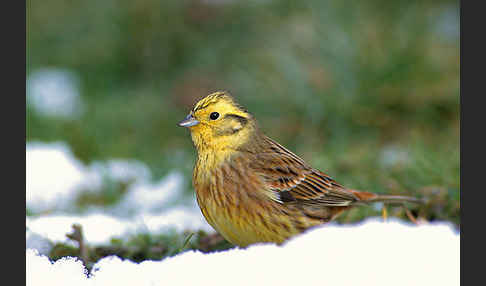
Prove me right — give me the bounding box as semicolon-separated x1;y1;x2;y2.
349;190;425;205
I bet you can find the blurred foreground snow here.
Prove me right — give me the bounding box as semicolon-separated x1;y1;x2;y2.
27;218;459;286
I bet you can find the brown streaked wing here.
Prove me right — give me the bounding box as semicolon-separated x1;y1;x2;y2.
250;136;359;206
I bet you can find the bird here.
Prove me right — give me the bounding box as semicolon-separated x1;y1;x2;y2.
178;91;423;247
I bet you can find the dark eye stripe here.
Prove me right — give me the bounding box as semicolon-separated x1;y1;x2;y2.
224;114;248;125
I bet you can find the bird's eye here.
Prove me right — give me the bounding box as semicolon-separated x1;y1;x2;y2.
210;112;220;120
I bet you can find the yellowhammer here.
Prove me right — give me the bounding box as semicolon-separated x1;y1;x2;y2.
178;91;422;247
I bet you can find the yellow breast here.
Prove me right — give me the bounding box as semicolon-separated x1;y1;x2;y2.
192;149;313;247
196;190;291;247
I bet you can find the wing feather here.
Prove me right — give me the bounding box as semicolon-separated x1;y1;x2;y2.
251;136;359;206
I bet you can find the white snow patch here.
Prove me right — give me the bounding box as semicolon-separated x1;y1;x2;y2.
88;159;152;185
26;141;184;215
26;214;131;246
136;206;212;234
26;219;459;286
112;171;185;216
26;141;213;254
26;229;53;256
26;141;92;213
27;249;89;286
379;145;410;168
27;67;84;118
26;207;213;249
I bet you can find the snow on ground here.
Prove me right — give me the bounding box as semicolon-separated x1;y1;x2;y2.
26;141;96;213
26;141;188;214
26;206;213;254
26;141;213;254
88;159;153;185
26;218;460;286
25;141;459;285
111;171;185;216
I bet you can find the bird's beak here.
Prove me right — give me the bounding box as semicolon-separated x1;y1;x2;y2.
178;113;200;127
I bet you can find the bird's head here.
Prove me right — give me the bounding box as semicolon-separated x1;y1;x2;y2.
178;91;257;153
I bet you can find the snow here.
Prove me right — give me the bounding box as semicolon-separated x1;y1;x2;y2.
26;141;191;215
25;141;460;285
26;141;93;213
26;218;460;286
27;250;88;286
26;141;213;254
135;205;213;233
112;171;185;216
26;207;213;253
379;145;410;168
87;159;152;185
27;67;84;118
26;214;132;247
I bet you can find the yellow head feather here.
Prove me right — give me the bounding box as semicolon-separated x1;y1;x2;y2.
181;91;257;170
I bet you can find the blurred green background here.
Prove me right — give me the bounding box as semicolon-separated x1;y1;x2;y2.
27;0;459;226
